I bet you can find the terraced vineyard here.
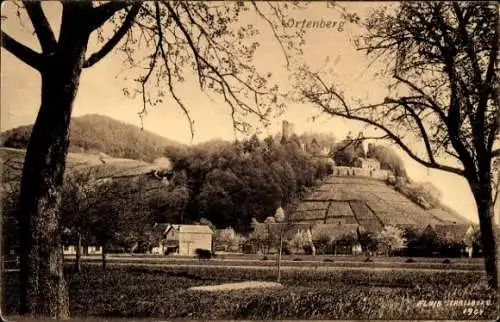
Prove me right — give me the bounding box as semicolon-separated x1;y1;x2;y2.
290;175;470;231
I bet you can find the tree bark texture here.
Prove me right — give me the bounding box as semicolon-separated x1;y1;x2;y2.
471;175;499;290
18;15;90;318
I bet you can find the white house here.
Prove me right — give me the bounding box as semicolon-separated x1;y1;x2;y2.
63;245;102;255
151;224;213;256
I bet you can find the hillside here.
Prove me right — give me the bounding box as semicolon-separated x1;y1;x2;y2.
1;114;184;162
1;147;161;189
290;176;471;231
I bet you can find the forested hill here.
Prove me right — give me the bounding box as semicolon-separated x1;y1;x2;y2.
1;114;185;162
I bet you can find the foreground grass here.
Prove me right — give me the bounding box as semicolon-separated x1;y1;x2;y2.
3;265;497;320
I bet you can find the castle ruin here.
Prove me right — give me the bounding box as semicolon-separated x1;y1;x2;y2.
281;120;295;142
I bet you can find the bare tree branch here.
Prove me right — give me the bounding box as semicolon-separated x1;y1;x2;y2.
385;97;436;164
393;74;447;122
88;0;136;31
444;63;477;177
251;1;290;69
154;1;195;139
164;1;268;131
22;0;57;53
1;31;43;70
452;3;483;89
83;3;142;68
318;102;464;176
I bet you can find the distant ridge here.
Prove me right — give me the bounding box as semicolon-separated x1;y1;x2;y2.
1;114;185;162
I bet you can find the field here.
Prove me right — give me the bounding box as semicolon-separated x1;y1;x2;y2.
2;262;497;320
64;254;485;272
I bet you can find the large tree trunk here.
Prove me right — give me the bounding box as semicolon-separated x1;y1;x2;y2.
18;11;90;318
472;178;499;290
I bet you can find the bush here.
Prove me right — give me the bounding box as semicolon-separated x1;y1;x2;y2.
366;144;407;177
282;247;292;255
195;249;214;259
242;239;260;254
394;180;442;209
443;259;451;264
303;245;314;255
405;258;415;263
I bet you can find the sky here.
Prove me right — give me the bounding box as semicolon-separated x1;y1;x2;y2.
1;1;497;224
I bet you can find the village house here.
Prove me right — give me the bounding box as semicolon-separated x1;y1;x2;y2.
151;223;213;256
432;224;477;258
393;223;479;258
61;227;103;256
310;223;362;255
62;245;102;256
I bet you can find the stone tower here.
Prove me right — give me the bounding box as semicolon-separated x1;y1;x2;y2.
282;120;295;142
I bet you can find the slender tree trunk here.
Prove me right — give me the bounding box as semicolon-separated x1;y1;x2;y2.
277;226;284;283
18;8;91;318
472;179;499;290
75;232;82;273
101;245;107;270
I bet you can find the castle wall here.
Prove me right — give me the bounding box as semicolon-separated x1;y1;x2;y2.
331;166;390;181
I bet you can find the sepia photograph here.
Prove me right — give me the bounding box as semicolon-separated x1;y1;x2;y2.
0;1;499;320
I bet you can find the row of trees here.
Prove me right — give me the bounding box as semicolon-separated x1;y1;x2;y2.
2;170;163;270
215;224;482;258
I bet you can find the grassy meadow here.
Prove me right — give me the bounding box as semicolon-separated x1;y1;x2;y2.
2;264;497;320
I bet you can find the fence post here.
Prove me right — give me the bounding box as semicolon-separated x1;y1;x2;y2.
277;225;284;283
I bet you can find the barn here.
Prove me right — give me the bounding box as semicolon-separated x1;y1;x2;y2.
154;224;213;256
